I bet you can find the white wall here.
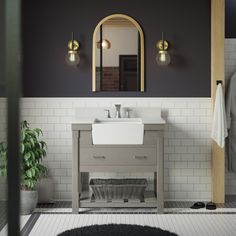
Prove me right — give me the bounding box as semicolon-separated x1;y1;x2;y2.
225;38;236;195
21;97;212;201
95;26;138;67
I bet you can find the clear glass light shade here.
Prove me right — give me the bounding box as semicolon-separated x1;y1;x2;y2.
96;39;111;49
65;51;80;66
156;50;171;66
101;40;110;49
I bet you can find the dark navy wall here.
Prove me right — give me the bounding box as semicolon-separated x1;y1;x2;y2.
226;0;236;38
22;0;211;97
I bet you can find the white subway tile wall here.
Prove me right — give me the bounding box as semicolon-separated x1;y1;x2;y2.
225;38;236;195
20;97;212;201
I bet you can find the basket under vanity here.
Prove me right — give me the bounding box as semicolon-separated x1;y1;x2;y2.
71;115;165;214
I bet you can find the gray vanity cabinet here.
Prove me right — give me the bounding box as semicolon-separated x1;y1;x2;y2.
72;123;164;213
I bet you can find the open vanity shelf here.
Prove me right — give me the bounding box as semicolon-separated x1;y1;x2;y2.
80;191;157;208
79;191;157;208
72;122;165;214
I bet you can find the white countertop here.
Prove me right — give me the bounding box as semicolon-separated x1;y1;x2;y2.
72;118;166;125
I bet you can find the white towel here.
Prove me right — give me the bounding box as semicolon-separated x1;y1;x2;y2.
211;84;228;148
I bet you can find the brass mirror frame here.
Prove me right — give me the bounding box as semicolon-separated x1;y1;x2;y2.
92;14;145;92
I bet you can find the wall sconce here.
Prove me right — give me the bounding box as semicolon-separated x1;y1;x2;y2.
96;39;111;49
156;32;171;66
65;32;80;66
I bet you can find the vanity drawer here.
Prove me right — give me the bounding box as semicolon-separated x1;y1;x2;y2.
80;147;157;166
80;130;159;146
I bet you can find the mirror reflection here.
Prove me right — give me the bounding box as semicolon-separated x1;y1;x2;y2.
93;15;144;92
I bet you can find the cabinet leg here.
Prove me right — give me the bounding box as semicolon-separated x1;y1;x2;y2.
157;170;164;214
158;198;164;214
72;198;78;214
72;179;79;214
154;172;157;197
72;131;80;214
81;172;89;192
157;134;164;214
72;173;80;214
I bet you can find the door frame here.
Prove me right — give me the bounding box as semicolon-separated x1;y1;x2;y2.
5;0;22;235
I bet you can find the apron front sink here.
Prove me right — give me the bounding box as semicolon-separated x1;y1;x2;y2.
92;118;144;145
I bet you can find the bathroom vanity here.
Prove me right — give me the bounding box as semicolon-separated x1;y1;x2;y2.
72;114;165;214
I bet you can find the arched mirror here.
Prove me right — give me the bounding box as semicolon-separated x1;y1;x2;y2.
92;14;144;92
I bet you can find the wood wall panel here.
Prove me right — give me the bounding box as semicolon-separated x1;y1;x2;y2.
211;0;225;203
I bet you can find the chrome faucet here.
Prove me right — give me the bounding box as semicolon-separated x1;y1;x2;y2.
115;104;121;118
104;109;111;118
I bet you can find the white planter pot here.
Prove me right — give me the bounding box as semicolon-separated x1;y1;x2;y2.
37;177;54;203
20;190;38;215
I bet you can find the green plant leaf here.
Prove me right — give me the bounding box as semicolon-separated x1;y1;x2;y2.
29;138;35;147
0;168;7;176
20;143;25;153
2;120;48;189
31;168;36;177
26;169;32;178
21;130;25;141
21;120;29;129
40;141;47;149
25;161;30;167
34;128;43;137
29;151;35;161
24;152;31;161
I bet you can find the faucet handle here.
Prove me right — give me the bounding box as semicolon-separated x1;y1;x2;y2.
114;104;121;110
125;108;132;118
104;109;111;118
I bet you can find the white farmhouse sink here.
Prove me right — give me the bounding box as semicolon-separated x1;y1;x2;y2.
92;118;144;145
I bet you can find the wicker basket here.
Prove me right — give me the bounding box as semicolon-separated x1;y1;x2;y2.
89;178;148;200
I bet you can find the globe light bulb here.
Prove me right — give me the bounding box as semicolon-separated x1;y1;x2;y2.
102;40;107;48
97;39;111;49
156;50;171;66
65;51;80;66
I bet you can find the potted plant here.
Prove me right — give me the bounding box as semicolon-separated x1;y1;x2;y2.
0;120;47;214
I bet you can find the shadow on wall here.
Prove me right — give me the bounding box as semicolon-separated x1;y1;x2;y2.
77;35;91;71
170;52;188;69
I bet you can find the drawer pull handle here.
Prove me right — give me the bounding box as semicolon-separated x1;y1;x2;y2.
93;156;105;159
134;156;147;160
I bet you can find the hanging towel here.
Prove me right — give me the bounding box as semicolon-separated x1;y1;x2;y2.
211;83;228;148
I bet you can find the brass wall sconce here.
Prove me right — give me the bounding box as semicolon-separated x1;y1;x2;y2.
96;39;111;49
65;32;80;66
156;32;171;66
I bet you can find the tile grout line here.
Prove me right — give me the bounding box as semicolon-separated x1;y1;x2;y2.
21;213;41;236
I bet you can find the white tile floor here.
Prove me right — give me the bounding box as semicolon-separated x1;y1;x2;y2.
2;197;236;236
29;214;236;236
0;215;30;236
34;207;236;214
